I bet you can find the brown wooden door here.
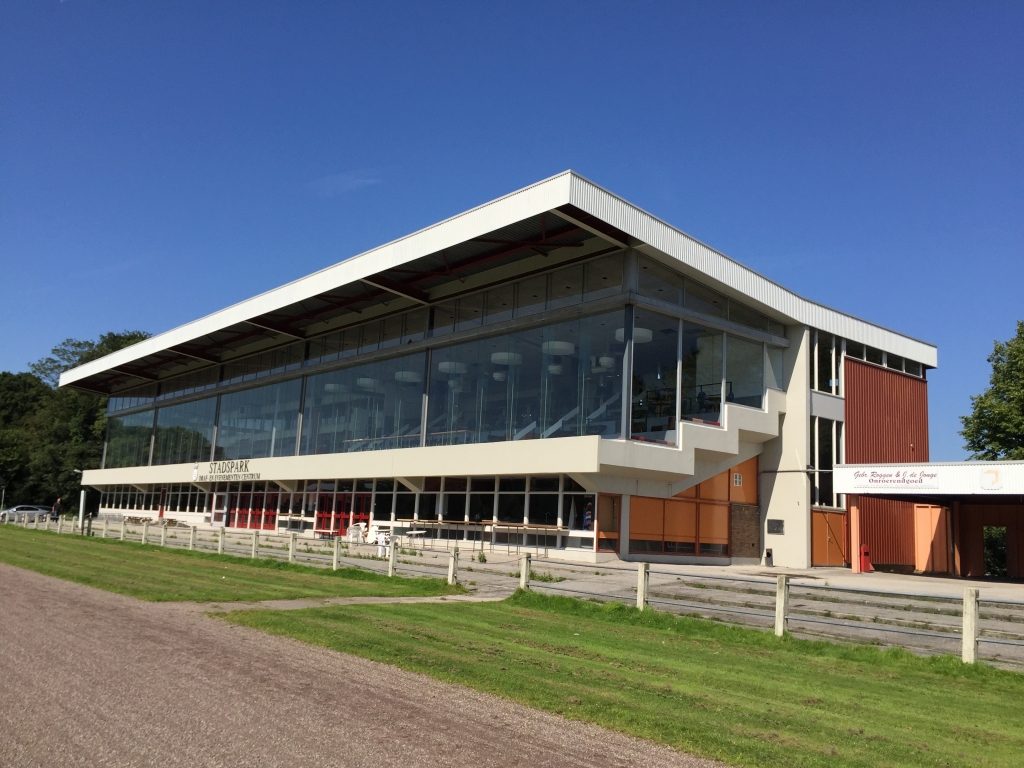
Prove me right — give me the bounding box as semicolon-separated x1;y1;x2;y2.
813;511;848;566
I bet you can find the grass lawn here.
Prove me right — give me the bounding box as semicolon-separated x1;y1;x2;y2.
225;590;1024;768
0;526;459;602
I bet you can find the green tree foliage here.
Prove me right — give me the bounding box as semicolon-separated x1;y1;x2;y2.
960;320;1024;460
0;331;149;511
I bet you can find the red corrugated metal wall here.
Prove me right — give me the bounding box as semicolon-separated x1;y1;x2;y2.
845;358;929;566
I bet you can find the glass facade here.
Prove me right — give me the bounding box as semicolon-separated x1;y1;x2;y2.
427;309;624;445
152;397;216;466
215;379;302;460
105;410;155;468
101;253;792;468
300;352;426;454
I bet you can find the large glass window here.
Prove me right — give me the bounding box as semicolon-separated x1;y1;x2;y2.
725;335;765;409
630;310;678;443
215;379;302;460
152;397;217;466
426;309;624;446
680;322;724;425
104;410;154;468
300;352;425;455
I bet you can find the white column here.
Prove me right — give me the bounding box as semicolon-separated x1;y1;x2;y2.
189;526;197;551
288;532;296;563
141;520;149;546
251;531;258;559
78;489;86;532
333;537;340;571
520;554;531;590
218;528;225;555
120;519;127;540
388;536;397;577
447;549;459;586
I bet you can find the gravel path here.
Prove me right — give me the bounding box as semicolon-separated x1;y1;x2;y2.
0;564;720;768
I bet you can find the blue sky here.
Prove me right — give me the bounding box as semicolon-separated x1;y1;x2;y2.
1;1;1021;460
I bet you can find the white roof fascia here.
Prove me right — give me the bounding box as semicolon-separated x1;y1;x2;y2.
566;173;937;368
60;170;937;388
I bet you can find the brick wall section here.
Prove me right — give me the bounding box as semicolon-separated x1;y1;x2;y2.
730;504;760;559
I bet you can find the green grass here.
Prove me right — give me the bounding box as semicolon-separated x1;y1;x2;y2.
0;526;460;602
225;590;1024;768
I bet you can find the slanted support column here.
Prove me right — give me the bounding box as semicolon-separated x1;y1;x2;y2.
520;554;531;590
636;562;649;610
962;588;979;664
775;575;790;636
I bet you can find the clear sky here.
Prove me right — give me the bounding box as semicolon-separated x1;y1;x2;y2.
1;1;1021;461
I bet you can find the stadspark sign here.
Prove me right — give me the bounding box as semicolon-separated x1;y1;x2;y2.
193;460;262;483
851;469;939;490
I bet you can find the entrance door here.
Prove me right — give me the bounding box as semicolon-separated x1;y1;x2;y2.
351;493;371;531
812;510;848;566
212;493;227;526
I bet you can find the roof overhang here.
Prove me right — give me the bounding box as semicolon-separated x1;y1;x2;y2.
59;170;938;394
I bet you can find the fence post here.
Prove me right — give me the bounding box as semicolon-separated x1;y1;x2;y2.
141;521;149;546
288;532;296;563
447;548;459;586
218;528;225;555
636;562;649;610
962;588;980;664
120;519;126;541
775;575;790;637
102;519;108;538
388;537;397;577
86;516;92;537
57;517;63;535
520;554;531;590
189;526;197;551
333;537;340;571
160;524;167;547
251;531;258;559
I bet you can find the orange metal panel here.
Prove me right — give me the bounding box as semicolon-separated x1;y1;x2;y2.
674;485;698;498
664;500;697;541
914;505;949;574
699;472;730;502
629;497;664;537
698;503;729;544
728;456;759;504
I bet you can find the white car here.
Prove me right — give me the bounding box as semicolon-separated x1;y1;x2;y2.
1;505;52;524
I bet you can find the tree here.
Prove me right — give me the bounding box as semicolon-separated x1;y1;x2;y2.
961;321;1024;460
0;330;150;509
30;331;150;387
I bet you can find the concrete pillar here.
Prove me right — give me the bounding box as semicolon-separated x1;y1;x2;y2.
160;524;167;547
141;521;149;546
388;537;397;577
120;519;126;541
218;528;225;555
447;549;459;586
288;532;296;563
636;562;649;610
78;488;86;533
962;588;979;664
520;554;531;590
189;526;197;551
251;531;258;559
333;537;340;571
775;575;790;637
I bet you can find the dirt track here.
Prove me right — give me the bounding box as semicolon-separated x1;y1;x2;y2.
0;564;718;768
